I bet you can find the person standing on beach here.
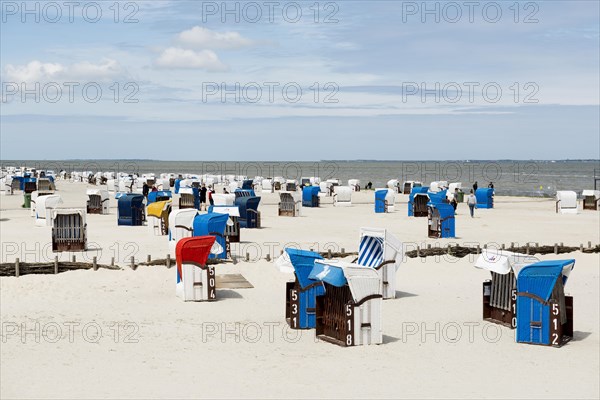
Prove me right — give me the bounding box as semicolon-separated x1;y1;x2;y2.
142;182;149;199
200;184;208;210
467;190;477;217
208;186;215;206
473;181;478;192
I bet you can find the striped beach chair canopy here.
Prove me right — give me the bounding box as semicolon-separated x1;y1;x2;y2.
357;227;403;270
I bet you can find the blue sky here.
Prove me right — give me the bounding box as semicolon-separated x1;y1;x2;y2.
1;0;599;160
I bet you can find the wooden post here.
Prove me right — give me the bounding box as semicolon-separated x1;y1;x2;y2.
536;242;539;248
447;245;451;255
328;249;332;259
483;244;487;250
93;256;98;271
111;257;115;267
54;256;59;274
477;244;480;254
72;255;76;262
526;243;530;255
580;244;584;252
511;242;514;248
245;252;249;262
560;242;564;247
130;256;135;270
147;255;151;263
501;243;505;250
266;254;271;262
588;241;592;249
416;246;420;257
554;243;558;254
427;244;432;249
15;258;20;278
341;248;345;254
166;254;171;268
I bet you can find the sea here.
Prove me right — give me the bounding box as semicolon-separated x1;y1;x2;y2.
2;160;599;197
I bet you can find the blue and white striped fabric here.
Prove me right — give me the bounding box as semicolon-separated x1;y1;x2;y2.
358;235;384;268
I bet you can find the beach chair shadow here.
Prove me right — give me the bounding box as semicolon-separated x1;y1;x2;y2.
573;331;592;341
216;289;244;299
382;334;400;344
395;291;418;298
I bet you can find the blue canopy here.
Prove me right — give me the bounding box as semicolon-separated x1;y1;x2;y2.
427;189;447;204
235;188;256;197
475;188;494;208
242;180;254;190
309;262;347;287
408;186;429;216
284;249;324;289
235;196;261;228
192;212;229;259
517;260;575;302
147;190;172;204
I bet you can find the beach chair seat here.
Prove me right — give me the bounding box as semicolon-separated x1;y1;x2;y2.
475;250;540;328
427;203;455;238
353;228;403;299
51;208;87;252
516;260;575;347
310;261;383;346
176;236;217;301
276;249;325;329
147;200;172;235
279;192;301;216
168;208;198;253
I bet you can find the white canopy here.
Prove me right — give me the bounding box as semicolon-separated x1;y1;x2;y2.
582;190;600;199
475;249;540;276
314;260;381;304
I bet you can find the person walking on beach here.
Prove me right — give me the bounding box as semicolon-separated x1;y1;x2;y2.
208;186;215;206
473;181;478;192
142;182;149;199
199;184;208;210
467;190;477;217
488;182;494;189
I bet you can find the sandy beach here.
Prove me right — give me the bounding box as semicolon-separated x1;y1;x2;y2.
0;181;598;399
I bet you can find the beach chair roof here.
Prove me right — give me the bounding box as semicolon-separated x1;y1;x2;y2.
86;189;108;198
375;189;388;200
275;248;324;289
175;236;216;278
37;194;63;209
168;208;198;230
475;249;540;275
358;227;403;270
118;193;144;206
556;191;578;208
208;205;239;219
193;212;229;236
51;208;86;224
517;260;575;302
582;190;600;198
234;196;261;209
310;260;381;303
213;193;235;206
147;200;171;217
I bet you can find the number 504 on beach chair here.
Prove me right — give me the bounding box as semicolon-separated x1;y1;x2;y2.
275;249;325;329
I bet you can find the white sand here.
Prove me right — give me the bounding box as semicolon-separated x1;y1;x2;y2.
1;182;599;399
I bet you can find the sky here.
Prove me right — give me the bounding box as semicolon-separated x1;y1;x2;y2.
1;0;599;160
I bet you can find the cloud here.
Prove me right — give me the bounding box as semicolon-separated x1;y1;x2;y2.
155;47;228;71
3;59;123;83
176;26;254;50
